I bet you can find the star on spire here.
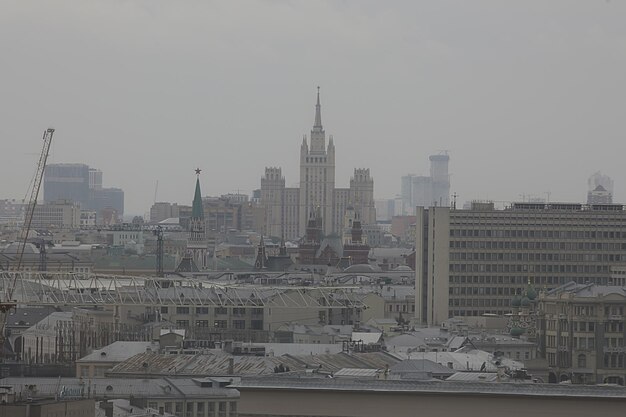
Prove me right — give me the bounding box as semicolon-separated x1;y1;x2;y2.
195;168;202;176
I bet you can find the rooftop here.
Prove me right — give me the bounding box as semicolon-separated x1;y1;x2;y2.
76;341;161;363
231;376;626;399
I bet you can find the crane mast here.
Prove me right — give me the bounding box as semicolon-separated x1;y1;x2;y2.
1;128;54;358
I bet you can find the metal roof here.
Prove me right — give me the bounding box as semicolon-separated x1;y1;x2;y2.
231;376;626;399
0;377;239;400
76;341;161;363
108;351;400;377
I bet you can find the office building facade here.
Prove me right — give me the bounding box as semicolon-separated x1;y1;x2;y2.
415;202;626;326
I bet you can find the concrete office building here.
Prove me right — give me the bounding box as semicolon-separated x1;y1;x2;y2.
415;202;626;326
260;89;375;240
31;199;81;229
150;202;181;223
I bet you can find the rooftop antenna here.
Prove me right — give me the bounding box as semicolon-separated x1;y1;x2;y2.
154;180;159;204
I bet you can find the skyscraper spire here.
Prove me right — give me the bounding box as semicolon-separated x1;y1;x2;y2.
314;86;322;129
192;168;203;219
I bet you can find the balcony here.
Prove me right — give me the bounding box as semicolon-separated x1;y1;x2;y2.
608;314;623;321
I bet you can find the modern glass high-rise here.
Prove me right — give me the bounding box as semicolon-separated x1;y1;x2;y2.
43;163;90;207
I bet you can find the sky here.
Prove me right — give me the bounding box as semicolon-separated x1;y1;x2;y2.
1;0;625;215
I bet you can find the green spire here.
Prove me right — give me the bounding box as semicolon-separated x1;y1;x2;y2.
192;169;203;219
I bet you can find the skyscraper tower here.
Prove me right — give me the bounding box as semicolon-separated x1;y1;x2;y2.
429;153;450;207
299;87;336;237
187;169;207;269
259;88;376;240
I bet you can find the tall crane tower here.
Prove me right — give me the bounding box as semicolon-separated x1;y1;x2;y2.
0;128;54;356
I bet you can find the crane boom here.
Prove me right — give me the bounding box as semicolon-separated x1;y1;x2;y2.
1;128;54;360
14;128;55;275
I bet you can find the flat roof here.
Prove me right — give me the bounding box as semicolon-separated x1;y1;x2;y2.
231;377;626;399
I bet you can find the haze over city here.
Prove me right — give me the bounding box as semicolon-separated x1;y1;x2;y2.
1;0;625;215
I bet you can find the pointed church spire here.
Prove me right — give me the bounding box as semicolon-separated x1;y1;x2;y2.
314;86;322;129
192;168;204;219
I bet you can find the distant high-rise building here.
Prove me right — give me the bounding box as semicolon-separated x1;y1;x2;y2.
587;172;614;204
430;153;450;207
91;187;124;219
89;168;103;191
44;164;90;207
375;199;395;221
44;163;124;222
400;153;450;214
260;89;376;240
150;202;180;223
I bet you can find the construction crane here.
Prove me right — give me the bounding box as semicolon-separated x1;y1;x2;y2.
0;128;54;357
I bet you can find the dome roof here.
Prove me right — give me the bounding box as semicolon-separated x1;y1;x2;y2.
511;296;522;307
1;242;39;255
393;265;413;272
510;327;525;337
520;297;531;307
344;264;381;273
526;286;537;300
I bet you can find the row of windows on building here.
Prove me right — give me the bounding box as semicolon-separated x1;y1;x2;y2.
387;304;415;313
450;250;624;262
174;319;263;330
450;240;626;251
148;400;237;417
449;309;507;316
449;287;520;298
448;275;596;285
450;229;626;239
450;263;610;273
162;307;264;315
547;352;626;369
450;214;626;223
448;298;511;307
545;321;598;332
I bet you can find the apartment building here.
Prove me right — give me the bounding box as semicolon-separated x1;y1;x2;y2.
537;282;626;385
415;202;626;325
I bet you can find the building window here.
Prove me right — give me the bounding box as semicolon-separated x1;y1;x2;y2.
196;320;209;327
196;307;209;315
214;320;227;329
176;307;190;314
161;306;168;314
234;320;246;329
215;307;228;315
578;354;586;368
176;320;189;328
251;320;263;330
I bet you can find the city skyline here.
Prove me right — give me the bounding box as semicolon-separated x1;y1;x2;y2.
1;1;625;215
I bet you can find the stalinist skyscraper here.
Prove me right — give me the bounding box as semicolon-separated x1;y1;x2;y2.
260;88;375;240
299;87;336;237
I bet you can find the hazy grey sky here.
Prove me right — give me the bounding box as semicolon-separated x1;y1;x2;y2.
1;0;625;215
